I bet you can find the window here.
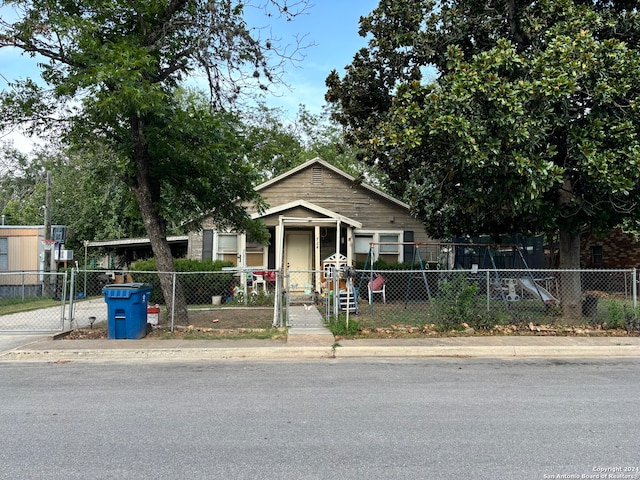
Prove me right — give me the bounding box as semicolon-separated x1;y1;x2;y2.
0;238;7;270
246;235;265;267
354;231;402;265
355;235;373;264
378;234;399;263
379;234;399;253
217;234;238;264
591;245;603;267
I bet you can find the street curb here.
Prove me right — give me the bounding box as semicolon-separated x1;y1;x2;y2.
2;344;640;362
334;345;640;358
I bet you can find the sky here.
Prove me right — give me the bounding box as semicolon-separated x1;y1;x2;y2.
253;0;380;116
0;0;380;152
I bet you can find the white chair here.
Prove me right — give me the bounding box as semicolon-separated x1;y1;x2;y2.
251;273;267;294
368;274;386;304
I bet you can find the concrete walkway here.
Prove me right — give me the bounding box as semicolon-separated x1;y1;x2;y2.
286;305;335;347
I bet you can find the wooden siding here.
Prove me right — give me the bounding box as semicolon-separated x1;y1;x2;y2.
188;160;434;260
256;163;431;243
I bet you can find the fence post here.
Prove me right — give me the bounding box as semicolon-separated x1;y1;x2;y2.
171;272;177;332
60;271;68;330
278;271;284;328
69;268;76;328
486;270;490;311
285;272;290;326
272;270;279;328
633;268;637;309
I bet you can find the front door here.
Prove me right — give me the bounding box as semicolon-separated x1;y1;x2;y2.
285;231;312;291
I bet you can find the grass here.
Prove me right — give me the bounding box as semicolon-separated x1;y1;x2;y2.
333;294;640;338
157;328;286;340
0;297;61;316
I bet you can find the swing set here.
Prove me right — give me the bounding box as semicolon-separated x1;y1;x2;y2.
359;242;433;309
359;241;556;310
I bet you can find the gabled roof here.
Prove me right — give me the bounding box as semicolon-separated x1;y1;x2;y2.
251;199;362;228
256;157;409;210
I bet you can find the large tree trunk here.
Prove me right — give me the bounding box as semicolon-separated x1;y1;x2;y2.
558;228;582;322
130;117;189;323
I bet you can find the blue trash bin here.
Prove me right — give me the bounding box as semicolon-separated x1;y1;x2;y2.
102;283;152;339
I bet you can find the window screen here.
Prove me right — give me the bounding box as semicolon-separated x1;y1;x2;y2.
0;238;7;270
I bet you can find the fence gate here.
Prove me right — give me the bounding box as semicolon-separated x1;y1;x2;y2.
0;271;69;333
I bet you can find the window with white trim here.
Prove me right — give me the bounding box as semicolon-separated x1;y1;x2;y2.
354;234;373;264
378;233;400;263
354;231;402;265
246;235;266;267
216;233;238;264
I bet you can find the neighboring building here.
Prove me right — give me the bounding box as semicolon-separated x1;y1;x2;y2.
0;225;46;272
188;158;432;285
581;228;640;269
0;225;46;296
86;236;189;269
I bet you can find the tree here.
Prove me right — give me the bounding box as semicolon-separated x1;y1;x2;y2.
327;0;640;318
243;104;388;188
0;142;44;225
0;0;309;319
0;141;147;246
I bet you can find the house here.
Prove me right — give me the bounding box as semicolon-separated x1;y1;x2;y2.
0;225;46;296
0;225;46;272
581;228;640;269
188;157;432;288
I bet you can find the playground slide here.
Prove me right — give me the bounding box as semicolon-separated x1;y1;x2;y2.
518;278;559;305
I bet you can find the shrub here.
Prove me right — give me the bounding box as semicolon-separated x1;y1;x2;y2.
327;314;361;337
603;301;640;331
431;274;482;331
130;258;235;305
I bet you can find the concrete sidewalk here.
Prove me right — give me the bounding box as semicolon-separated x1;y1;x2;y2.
2;334;640;362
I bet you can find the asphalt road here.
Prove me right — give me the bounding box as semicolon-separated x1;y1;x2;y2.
1;358;639;480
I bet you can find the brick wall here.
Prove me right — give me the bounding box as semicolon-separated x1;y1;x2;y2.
581;228;640;269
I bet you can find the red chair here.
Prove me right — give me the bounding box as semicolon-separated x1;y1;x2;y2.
368;274;386;304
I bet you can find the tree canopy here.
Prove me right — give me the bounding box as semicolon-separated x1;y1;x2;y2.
0;0;310;318
327;0;640;318
0;141;146;240
327;0;640;248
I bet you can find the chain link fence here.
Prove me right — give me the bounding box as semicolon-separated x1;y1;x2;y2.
2;267;638;334
324;268;640;332
0;271;69;332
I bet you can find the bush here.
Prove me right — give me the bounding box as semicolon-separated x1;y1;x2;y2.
603;301;640;331
327;314;361;337
431;274;482;331
130;258;235;305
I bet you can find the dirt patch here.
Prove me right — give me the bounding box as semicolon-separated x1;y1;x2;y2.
348;322;640;340
62;307;277;340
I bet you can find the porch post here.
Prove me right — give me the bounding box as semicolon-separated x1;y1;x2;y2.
273;216;285;328
335;220;341;270
276;216;284;270
314;225;321;290
239;233;247;268
346;227;353;267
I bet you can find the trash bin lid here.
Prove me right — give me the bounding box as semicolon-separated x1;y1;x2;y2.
103;282;150;289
